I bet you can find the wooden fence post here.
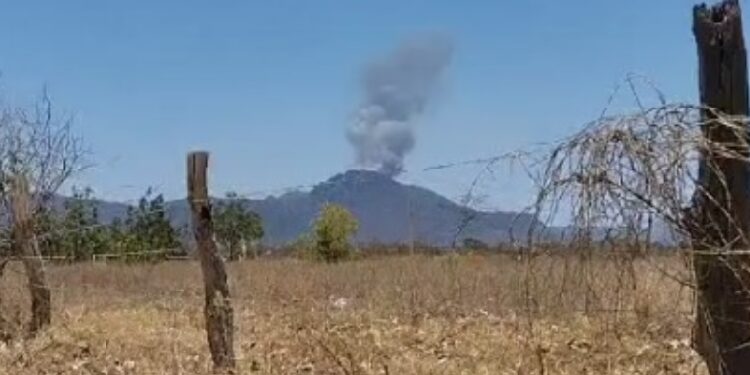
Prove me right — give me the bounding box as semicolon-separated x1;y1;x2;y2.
9;174;51;336
187;151;236;371
692;1;750;373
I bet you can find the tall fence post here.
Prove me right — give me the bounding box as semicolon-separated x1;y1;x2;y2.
187;151;236;371
692;1;750;373
9;174;51;336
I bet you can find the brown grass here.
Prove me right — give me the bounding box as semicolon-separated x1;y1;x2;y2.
0;252;706;374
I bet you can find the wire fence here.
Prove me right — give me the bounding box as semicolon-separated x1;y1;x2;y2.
0;75;697;270
0;74;717;374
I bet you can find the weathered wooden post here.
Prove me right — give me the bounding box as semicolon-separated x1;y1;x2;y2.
9;174;51;335
187;151;236;371
692;1;750;373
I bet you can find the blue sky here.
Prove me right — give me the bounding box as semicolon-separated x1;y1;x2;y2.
0;1;713;209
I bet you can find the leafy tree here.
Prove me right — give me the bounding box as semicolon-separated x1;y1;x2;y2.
35;188;181;262
59;187;109;260
120;188;180;260
214;192;264;260
107;217;139;258
36;187;110;261
312;203;358;262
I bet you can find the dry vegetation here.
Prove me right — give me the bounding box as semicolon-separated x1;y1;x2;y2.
0;252;705;374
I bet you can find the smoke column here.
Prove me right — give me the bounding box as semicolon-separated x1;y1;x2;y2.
347;35;454;176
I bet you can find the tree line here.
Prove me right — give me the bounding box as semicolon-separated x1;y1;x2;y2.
1;188;269;262
13;187;361;263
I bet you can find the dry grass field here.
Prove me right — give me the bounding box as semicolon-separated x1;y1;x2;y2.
0;252;706;374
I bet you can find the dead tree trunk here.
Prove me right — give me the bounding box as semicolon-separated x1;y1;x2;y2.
187;151;235;372
691;1;750;373
9;175;51;336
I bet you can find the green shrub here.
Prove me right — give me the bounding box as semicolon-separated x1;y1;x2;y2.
312;203;358;262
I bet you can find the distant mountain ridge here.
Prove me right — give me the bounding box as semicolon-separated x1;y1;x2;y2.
86;169;541;248
53;169;680;248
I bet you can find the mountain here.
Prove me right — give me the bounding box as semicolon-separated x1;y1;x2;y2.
67;169;679;248
158;169;539;247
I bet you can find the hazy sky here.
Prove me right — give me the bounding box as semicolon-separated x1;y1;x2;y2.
0;1;714;209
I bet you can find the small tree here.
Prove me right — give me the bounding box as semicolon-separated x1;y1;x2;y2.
312;203;358;262
214;192;264;260
0;89;87;335
57;187;110;260
119;188;180;260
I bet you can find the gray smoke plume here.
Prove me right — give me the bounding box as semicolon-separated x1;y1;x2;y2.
347;35;454;176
